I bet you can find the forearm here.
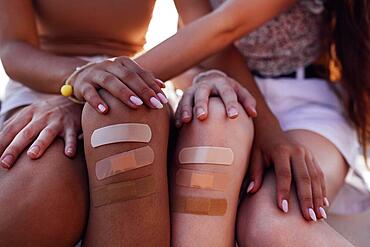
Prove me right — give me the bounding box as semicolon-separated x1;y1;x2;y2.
1;41;86;94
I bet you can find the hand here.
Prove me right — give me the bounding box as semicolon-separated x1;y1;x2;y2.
247;125;328;221
71;56;167;113
0;96;83;169
175;70;257;127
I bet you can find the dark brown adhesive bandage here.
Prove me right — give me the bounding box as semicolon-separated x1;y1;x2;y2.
95;146;154;180
173;196;227;216
179;146;234;165
91;123;152;148
92;175;156;207
176;169;228;191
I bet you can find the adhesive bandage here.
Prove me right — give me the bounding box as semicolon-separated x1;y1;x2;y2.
176;169;228;191
95;146;154;180
92;175;156;207
173;196;227;216
91;123;152;148
179;146;234;165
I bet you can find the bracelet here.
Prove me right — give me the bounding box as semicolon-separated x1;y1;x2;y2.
60;61;97;104
192;69;228;85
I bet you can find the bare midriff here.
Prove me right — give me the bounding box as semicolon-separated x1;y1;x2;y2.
33;0;156;57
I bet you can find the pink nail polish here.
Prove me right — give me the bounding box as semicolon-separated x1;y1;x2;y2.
150;97;163;109
247;181;255;193
157;93;168;104
1;154;13;168
130;96;143;106
98;104;107;112
308;208;317;222
282;199;289;213
66;148;74;155
196;108;205;118
156;79;166;87
323;197;330;207
228;107;238;118
28;145;40;156
319;207;327;219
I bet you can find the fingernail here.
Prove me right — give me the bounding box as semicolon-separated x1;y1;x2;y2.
228;107;239;118
98;104;107;113
157;93;168;104
182;111;190;120
66;148;74;156
323;197;330;207
250;107;257;116
28;145;40;156
130;96;143;106
247;181;255;193
156;79;166;87
308;208;317;222
282;199;289;213
150;97;163;109
319;207;327;219
196;108;205;118
1;154;14;168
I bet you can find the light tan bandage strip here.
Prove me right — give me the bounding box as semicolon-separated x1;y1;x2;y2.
96;146;154;180
91;123;152;148
92;175;156;207
176;169;228;191
173;196;227;216
179;146;234;165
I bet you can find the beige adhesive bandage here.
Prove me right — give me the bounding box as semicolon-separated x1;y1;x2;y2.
176;169;228;191
91;123;152;148
179;146;234;165
95;146;154;180
92;175;156;207
173;196;227;216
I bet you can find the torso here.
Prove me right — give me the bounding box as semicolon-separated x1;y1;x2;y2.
33;0;156;57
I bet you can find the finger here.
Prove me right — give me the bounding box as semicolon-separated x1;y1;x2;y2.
306;155;326;220
291;151;315;221
215;82;239;119
234;81;257;117
0;120;43;168
0;108;33;156
63;127;78;158
313;157;329;207
247;150;265;194
178;89;195;126
272;149;291;213
28;123;61;159
136;69;168;102
116;58;165;108
81;84;109;114
193;84;211;121
91;69;142;109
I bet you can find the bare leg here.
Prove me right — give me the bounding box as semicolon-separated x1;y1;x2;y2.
237;130;353;247
82;90;170;246
0;129;88;247
171;98;254;247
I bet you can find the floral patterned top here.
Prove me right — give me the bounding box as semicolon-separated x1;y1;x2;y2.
210;0;325;77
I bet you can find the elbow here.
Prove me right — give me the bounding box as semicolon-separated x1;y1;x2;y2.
0;41;25;81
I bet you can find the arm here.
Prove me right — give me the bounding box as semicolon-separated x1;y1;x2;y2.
167;0;328;222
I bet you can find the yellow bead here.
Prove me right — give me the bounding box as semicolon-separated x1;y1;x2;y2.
61;84;73;97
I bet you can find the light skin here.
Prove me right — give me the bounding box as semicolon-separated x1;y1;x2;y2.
0;0;354;245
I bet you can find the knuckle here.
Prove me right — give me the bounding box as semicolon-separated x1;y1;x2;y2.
275;144;290;155
43;127;57;137
278;188;290;196
101;74;115;85
301;196;313;204
195;99;208;106
122;70;136;80
292;145;306;156
277;169;292;180
139;85;154;97
22;127;34;140
221;87;235;96
299;174;312;185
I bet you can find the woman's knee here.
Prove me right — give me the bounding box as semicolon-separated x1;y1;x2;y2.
0;139;88;246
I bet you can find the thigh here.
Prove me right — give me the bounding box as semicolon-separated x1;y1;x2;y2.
0;138;88;247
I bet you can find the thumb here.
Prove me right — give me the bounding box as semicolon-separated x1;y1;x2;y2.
246;150;265;194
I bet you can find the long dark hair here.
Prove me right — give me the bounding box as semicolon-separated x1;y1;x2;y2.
325;0;370;160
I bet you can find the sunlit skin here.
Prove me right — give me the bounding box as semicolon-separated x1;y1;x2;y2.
0;0;354;246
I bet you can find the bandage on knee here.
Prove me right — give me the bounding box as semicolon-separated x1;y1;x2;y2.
173;196;227;216
91;123;152;148
96;146;154;180
92;175;156;207
176;169;228;191
179;146;234;165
